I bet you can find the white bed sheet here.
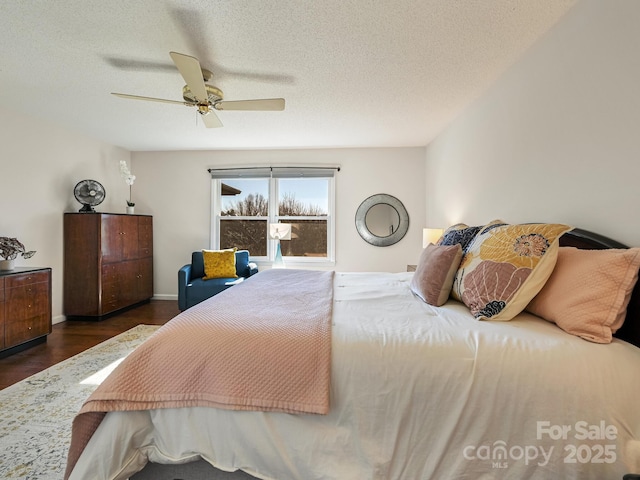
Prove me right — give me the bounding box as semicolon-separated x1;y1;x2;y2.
69;272;640;480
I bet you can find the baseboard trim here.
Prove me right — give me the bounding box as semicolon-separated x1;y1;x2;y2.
152;294;178;301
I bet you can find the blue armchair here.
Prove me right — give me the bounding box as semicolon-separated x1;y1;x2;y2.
178;250;258;311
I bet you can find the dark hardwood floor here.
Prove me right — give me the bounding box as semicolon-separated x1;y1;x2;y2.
0;299;180;390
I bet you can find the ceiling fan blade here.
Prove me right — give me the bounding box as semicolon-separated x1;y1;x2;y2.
169;51;208;103
201;111;223;128
104;56;175;73
112;92;193;106
215;98;285;111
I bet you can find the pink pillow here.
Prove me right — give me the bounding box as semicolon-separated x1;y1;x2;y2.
526;247;640;343
411;243;463;306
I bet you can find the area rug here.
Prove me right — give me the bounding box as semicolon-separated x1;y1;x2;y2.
0;324;161;479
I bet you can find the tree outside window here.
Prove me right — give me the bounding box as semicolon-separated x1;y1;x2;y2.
213;171;335;263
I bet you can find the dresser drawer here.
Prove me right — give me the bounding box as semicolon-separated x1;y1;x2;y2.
101;264;119;283
5;281;50;321
6;280;49;303
101;282;120;313
5;314;50;348
0;277;4;302
5;270;49;288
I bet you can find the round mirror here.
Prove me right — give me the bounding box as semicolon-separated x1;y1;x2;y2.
355;194;409;247
366;203;401;237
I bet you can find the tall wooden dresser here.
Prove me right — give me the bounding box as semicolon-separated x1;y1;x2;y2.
64;213;153;319
0;267;52;356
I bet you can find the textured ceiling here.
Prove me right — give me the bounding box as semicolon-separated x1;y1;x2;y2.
0;1;576;151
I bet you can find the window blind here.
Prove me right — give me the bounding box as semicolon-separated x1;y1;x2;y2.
208;166;339;179
208;167;271;179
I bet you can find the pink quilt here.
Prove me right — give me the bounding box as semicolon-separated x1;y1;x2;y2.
65;268;334;479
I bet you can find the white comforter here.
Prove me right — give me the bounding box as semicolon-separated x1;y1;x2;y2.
69;272;640;480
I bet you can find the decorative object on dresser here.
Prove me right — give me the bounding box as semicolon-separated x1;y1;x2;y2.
63;213;153;319
0;237;36;271
0;267;52;358
119;160;136;213
73;179;106;213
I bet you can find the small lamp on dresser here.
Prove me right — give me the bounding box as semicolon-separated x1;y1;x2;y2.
422;228;444;248
408;227;445;272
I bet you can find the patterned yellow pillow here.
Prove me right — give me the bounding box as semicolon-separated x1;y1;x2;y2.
202;248;238;280
437;223;483;254
452;223;573;321
441;220;507;301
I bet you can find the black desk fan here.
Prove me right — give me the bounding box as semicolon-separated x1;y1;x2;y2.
74;179;105;213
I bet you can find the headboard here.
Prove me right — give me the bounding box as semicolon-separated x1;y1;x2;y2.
559;228;640;348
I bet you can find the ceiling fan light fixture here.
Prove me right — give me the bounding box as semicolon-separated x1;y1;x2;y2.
182;84;223;104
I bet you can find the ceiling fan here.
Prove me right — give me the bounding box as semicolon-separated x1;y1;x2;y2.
112;52;285;128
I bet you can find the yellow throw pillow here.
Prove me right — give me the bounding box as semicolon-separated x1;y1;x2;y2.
202;248;238;280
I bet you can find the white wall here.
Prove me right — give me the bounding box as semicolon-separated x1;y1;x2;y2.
0;107;131;324
425;0;640;247
132;147;426;298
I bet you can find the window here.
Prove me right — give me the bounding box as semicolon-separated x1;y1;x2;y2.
210;167;336;264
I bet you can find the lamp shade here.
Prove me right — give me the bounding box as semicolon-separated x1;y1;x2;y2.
422;228;444;248
269;223;292;240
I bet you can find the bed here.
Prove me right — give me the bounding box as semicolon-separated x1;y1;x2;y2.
65;225;640;480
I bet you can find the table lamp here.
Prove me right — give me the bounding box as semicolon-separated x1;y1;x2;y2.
423;228;444;248
269;224;292;267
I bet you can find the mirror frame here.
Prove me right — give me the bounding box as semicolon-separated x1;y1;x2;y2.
355;193;410;247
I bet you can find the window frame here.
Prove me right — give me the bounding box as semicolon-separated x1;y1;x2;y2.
210;167;336;266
